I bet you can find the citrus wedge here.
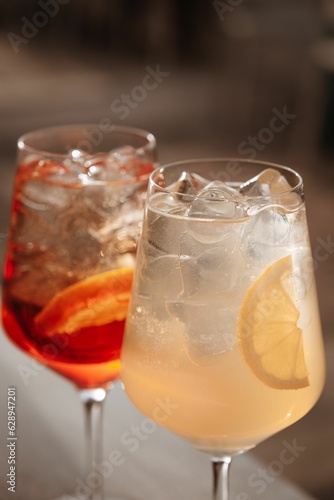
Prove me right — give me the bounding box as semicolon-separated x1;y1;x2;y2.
34;267;133;336
237;255;309;390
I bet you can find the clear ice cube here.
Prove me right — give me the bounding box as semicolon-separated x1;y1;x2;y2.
196;241;240;292
145;206;186;255
139;254;183;318
188;181;242;219
185;182;243;244
179;231;243;295
241;207;290;268
14;177;74;253
169;171;209;203
240;168;291;197
52;207;102;275
240;167;302;213
22;179;73;210
167;298;237;365
246;207;290;246
79;145;138;184
76;179;141;245
141;254;181;284
8;251;76;308
150;193;184;214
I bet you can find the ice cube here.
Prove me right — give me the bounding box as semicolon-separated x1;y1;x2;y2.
179;231;243;295
241;207;290;268
76;171;141;242
111;145;137;160
150;192;183;213
107;145;145;180
141;254;181;284
8;250;76;307
167;298;237;365
196;239;241;292
80;159;127;184
185;182;244;244
22;178;73;211
247;207;289;245
13;209;56;251
169;171;209;203
293;247;315;302
187;180;244;220
139;255;183;319
240;168;302;212
101;221;139;256
55;210;102;273
79;146;138;185
179;254;199;296
145;205;185;255
240;168;291;196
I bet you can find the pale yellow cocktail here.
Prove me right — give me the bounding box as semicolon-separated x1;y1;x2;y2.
121;159;326;498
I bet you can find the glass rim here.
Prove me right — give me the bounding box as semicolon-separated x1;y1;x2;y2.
150;157;304;200
17;123;157;158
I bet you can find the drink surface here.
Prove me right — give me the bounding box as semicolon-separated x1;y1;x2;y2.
2;153;153;388
121;168;326;452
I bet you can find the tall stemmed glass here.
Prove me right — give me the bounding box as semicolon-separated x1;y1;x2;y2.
121;159;326;500
1;124;157;500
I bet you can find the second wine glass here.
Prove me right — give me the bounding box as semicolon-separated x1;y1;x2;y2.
1;124;157;500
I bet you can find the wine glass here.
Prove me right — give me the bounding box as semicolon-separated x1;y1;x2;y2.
1;124;157;500
121;159;326;500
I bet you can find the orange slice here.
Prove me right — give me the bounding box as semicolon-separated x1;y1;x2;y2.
237;255;309;390
34;268;133;336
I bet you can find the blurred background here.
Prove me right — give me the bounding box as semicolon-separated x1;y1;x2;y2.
0;0;333;499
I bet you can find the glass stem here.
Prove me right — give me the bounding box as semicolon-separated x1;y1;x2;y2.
211;457;232;500
79;387;109;500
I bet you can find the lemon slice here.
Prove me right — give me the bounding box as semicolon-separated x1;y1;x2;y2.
34;268;133;336
237;255;309;390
